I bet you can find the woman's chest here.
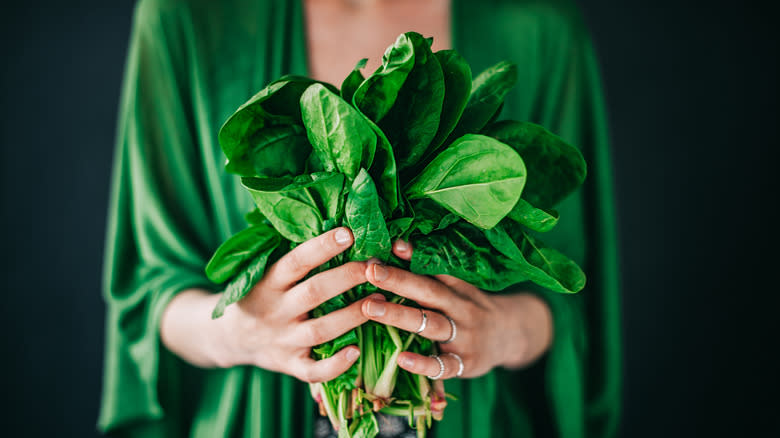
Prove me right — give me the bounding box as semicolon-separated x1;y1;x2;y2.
304;0;452;85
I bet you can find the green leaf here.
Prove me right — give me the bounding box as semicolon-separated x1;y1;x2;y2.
341;58;367;105
362;115;401;214
378;32;445;174
410;223;524;291
205;223;278;284
423;50;472;157
301;83;377;181
219;75;336;169
313;328;359;358
482;120;587;209
353;33;415;122
345;169;392;261
387;217;413;240
225;125;310;177
242;172;345;242
409;199;459;235
447;61;518;141
405;134;526;229
350;412;379;438
211;236;282;318
507;198;559;233
484;221;586;293
244;208;267;226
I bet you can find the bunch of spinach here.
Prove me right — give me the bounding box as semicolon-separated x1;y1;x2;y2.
205;32;587;438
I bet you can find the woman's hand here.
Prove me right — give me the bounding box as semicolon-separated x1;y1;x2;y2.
361;240;553;380
162;227;383;384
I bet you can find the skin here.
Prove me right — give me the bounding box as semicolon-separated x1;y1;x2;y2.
305;0;451;86
161;0;553;385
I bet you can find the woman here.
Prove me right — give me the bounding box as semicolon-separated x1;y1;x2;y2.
98;0;621;437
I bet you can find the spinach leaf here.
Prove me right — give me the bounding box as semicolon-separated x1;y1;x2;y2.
378;32;445;173
351;412;379;438
353;33;415;122
484;221;586;293
262;75;339;121
244;208;267;225
341;58;367;105
225;125;310;177
242;172;345;243
211;235;283;318
219;76;336;171
482;120;586;209
205;223;278;284
447;61;518;141
409;199;459;235
405;134;526;229
484;101;504;127
301;83;377;181
507;198;559;233
361;114;401;214
410;223;525;291
424;50;472;157
386;217;414;240
345;169;392;261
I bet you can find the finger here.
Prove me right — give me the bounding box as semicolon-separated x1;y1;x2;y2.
281;261;368;316
291;294;385;347
433;274;482;297
365;263;451;310
392;240;413;260
361;300;452;342
397;351;462;380
292;346;361;383
265;227;354;290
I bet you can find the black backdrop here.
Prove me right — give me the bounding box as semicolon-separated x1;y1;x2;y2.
1;1;777;436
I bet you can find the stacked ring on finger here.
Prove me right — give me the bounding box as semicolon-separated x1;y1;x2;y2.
447;352;464;377
428;354;445;380
427;352;464;379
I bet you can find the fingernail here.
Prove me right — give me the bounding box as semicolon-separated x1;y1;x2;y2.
366;300;386;317
346;348;360;362
372;264;389;282
399;356;414;368
366;257;381;266
394;240;410;252
335;228;351;245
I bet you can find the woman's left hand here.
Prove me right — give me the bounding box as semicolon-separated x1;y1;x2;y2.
362;240;554;380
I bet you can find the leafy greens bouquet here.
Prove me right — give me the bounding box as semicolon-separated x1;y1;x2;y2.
205;32;587;438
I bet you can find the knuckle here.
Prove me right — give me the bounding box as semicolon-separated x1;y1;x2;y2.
345;262;367;284
317;232;339;256
285;250;308;274
296;366;316;383
298;281;321;309
454;299;478;319
303;321;327;346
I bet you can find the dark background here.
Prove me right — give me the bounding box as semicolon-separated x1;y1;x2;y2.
1;0;777;436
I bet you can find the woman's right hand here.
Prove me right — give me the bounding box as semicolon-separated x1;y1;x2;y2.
161;227;380;383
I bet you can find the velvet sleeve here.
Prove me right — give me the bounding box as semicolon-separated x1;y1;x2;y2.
97;1;216;435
